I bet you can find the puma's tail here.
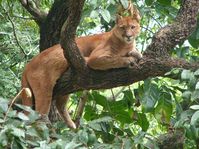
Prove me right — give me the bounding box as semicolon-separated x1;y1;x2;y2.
11;87;32;112
21;72;34;109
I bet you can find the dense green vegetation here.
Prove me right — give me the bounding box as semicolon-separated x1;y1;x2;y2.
0;0;199;148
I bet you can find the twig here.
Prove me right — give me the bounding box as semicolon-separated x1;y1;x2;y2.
110;89;115;101
74;91;89;127
148;13;162;28
2;8;28;56
3;89;23;121
108;86;126;101
141;26;154;34
12;15;34;20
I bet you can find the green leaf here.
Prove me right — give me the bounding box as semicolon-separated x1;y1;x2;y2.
190;105;199;110
181;70;193;80
123;138;133;149
176;47;189;58
185;125;197;140
88;116;112;124
78;130;89;145
188;38;199;48
0;98;8;112
195;82;199;90
88;132;97;146
157;0;171;5
182;91;192;100
191;90;199;101
11;128;25;138
136;113;149;131
196;28;199;40
38;141;51;149
88;116;112;131
90;10;99;18
113;110;132;124
17;112;29;121
145;0;154;6
154;92;173;124
191;111;199;126
14;104;34;113
188;74;197;90
0;118;4;123
120;0;129;9
65;141;83;149
194;69;199;77
100;9;111;23
109;90;134;114
35;122;49;140
90;91;107;108
84;105;98;121
122;90;134;106
141;83;159;112
188;30;199;48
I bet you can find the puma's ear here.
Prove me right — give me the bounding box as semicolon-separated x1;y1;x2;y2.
133;7;141;22
115;14;123;24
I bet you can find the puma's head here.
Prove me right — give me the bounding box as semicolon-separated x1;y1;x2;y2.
113;15;141;44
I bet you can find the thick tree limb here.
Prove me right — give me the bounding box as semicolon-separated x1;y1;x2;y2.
54;0;199;96
19;0;47;25
54;58;199;96
144;0;199;57
60;0;86;72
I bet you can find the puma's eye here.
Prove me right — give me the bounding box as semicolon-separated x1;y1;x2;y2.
120;26;125;30
131;25;136;29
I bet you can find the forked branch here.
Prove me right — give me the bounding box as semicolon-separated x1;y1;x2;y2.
54;0;199;96
19;0;47;25
144;0;199;57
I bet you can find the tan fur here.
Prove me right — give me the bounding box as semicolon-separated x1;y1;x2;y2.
21;14;142;129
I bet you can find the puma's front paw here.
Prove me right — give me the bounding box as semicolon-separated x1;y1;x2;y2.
123;57;136;67
127;50;142;61
123;56;140;68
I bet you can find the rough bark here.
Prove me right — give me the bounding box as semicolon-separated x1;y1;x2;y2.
54;0;199;96
60;0;86;71
19;0;47;26
157;130;184;149
20;0;70;51
39;0;69;51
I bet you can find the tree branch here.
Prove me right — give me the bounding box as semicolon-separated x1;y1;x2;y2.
2;8;27;56
60;0;86;72
53;0;199;96
144;0;199;57
19;0;47;26
54;57;199;96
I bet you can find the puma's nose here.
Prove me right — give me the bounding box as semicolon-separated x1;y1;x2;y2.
126;35;132;39
126;35;132;40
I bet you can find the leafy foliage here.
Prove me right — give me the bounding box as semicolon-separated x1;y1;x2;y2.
0;0;199;148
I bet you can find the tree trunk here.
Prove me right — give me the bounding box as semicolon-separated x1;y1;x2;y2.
39;0;69;51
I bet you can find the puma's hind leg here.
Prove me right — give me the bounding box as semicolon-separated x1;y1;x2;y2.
55;95;76;129
28;77;53;119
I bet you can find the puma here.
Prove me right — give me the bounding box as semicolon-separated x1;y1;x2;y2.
20;6;142;129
